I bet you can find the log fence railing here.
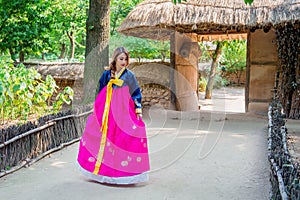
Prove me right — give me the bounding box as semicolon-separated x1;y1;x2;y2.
0;108;92;178
268;99;300;199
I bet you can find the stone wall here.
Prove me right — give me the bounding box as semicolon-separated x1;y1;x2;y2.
131;62;174;109
221;70;247;85
141;84;171;109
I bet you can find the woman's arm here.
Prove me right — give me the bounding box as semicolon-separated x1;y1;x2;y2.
128;71;142;116
97;70;110;94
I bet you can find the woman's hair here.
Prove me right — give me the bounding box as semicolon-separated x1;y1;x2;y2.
108;47;130;78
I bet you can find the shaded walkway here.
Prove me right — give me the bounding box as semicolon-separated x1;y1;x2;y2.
199;87;245;113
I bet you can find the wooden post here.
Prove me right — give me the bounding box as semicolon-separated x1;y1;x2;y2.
173;32;201;111
170;32;176;109
245;31;251;112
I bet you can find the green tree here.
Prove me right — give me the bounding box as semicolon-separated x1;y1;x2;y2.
110;0;141;35
148;40;170;62
0;0;88;62
199;42;214;62
0;59;73;124
219;40;247;85
205;41;224;99
0;0;52;62
49;0;88;60
123;37;156;62
110;33;170;62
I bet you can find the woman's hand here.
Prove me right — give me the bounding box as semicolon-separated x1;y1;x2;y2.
137;113;142;120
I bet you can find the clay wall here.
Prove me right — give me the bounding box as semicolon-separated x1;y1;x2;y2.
247;29;278;113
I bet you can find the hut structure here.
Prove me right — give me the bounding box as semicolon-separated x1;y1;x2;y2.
118;0;300;114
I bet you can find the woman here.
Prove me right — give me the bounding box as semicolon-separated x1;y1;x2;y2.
77;47;150;184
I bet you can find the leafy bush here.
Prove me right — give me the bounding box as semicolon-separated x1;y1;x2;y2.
219;40;246;85
0;59;73;124
213;73;229;89
199;77;207;92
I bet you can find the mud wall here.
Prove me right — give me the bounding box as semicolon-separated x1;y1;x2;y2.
247;29;278;113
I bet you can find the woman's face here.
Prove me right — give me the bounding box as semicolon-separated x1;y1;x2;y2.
115;53;128;70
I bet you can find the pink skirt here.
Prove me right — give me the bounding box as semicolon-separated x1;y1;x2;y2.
77;86;150;184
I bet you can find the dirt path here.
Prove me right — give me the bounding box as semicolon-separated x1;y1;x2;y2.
0;87;271;200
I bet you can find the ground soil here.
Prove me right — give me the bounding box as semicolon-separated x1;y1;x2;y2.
0;87;273;200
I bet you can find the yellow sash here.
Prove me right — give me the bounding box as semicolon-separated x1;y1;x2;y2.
93;69;125;174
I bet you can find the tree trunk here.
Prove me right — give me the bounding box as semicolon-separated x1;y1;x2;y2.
9;49;17;62
276;24;300;119
205;42;222;99
83;0;110;104
67;31;75;59
19;51;25;63
42;52;45;60
59;43;66;59
236;70;242;85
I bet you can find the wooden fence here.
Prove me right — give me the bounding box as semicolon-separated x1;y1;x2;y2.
268;99;300;199
0;107;92;177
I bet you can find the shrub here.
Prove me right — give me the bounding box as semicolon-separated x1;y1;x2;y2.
0;59;73;124
199;77;207;92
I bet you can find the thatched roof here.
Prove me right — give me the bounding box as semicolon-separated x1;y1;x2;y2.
118;0;300;40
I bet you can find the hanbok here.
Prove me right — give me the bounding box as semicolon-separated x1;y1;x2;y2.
77;68;150;184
